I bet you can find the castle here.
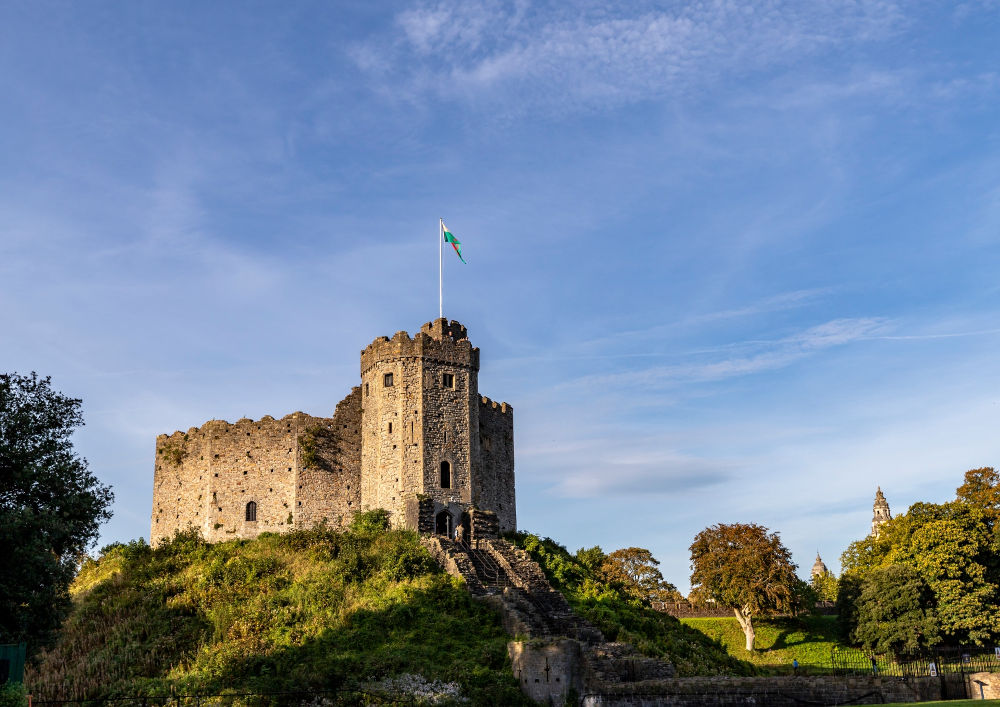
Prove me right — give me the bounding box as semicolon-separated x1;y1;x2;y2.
150;319;515;546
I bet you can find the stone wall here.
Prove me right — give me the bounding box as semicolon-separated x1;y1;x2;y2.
294;388;362;529
475;397;516;533
509;638;584;705
151;406;362;547
581;675;955;706
967;672;1000;699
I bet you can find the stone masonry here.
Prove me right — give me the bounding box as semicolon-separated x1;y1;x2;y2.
150;319;515;546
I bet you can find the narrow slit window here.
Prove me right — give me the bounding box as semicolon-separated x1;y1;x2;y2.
384;373;394;387
442;373;454;388
365;382;369;396
245;501;257;522
388;422;393;433
440;460;451;489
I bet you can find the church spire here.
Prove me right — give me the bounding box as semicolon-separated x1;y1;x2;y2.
872;486;892;537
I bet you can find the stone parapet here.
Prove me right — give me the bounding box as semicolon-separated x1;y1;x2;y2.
360;323;479;377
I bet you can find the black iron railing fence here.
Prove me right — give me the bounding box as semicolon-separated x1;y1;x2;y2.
830;645;1000;677
30;690;415;707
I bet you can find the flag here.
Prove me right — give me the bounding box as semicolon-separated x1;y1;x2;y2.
442;222;466;264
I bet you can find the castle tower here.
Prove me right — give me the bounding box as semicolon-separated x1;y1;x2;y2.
359;318;515;533
871;486;892;537
811;553;829;579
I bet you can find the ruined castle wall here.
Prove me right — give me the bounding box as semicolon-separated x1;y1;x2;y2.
294;387;362;529
152;408;362;547
152;427;213;545
476;397;516;533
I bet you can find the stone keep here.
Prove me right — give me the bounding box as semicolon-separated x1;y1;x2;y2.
150;319;515;546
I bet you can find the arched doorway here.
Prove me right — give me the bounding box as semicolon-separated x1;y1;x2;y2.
435;510;452;537
460;511;471;544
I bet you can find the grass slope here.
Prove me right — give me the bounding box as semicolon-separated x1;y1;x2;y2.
507;533;757;677
681;616;845;673
26;522;530;705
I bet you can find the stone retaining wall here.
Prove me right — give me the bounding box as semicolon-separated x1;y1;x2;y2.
581;674;960;706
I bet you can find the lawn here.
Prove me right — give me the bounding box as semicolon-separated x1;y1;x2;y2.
681;615;845;674
855;702;997;706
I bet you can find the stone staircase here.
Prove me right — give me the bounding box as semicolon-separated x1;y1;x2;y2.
421;535;676;702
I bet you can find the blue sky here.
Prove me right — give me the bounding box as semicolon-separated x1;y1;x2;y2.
2;0;999;591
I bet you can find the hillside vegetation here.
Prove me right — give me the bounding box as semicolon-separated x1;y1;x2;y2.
26;516;529;705
507;532;756;677
26;518;759;704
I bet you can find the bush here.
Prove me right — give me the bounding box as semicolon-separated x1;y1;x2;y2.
350;509;391;535
0;683;28;707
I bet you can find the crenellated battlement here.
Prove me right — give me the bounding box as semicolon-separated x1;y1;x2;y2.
480;396;512;414
360;320;479;375
420;318;468;342
156;411;317;443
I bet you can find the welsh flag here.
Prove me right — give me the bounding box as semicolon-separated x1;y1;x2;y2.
442;222;466;264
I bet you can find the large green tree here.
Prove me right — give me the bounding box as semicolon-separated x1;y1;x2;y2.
840;468;1000;647
851;564;939;657
689;523;799;650
0;373;113;649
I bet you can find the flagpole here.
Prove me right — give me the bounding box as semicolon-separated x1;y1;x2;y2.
438;218;443;319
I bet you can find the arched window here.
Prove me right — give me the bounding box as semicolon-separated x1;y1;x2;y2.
245;500;257;522
440;461;451;489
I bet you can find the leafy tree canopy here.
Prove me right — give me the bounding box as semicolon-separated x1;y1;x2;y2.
839;468;1000;646
0;372;113;649
689;523;799;650
851;564;939;657
810;570;838;603
597;547;681;604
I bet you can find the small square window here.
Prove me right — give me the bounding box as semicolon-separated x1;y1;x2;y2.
442;373;454;388
384;372;394;387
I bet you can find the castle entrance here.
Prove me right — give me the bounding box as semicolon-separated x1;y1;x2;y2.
435;510;452;538
460;512;471;544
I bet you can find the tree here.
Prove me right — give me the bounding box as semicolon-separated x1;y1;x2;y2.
852;564;939;657
840;480;1000;646
956;467;1000;518
0;373;113;649
597;547;681;604
811;570;839;603
689;523;799;650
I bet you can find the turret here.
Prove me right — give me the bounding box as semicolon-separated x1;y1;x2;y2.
871;486;892;537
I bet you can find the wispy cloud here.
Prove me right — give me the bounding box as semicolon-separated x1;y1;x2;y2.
551;318;887;394
352;1;906;114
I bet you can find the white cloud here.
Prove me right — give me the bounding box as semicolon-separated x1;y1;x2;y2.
352;1;907;114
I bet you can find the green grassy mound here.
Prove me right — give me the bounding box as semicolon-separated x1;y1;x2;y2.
507;533;757;677
25;519;530;705
681;615;845;673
